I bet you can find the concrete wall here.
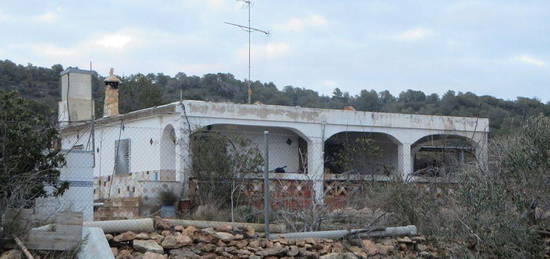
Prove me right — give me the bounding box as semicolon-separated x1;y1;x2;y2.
35;150;94;221
59;71;93;123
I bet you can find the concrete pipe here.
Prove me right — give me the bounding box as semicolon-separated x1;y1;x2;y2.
272;225;417;240
165;219;287;233
83;218;155;234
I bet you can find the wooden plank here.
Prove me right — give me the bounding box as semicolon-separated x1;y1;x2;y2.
55;211;83;225
24;211;83;251
26;231;81;250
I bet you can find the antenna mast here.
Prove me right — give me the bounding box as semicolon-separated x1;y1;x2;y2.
225;0;269;104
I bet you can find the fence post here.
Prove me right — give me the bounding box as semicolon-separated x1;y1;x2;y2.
263;130;270;239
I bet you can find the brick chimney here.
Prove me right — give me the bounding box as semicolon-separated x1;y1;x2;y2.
103;68;121;117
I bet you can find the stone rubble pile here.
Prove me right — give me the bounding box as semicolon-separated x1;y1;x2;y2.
106;219;438;259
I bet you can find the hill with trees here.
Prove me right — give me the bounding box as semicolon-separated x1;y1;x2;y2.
1;59;548;135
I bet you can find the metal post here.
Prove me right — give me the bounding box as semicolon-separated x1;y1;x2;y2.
263;130;270;239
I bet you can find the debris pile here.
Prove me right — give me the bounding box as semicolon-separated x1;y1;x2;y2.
106;218;439;258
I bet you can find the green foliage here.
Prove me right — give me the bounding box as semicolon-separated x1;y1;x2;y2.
0;90;68;203
1;60;550;136
326;136;383;174
190;130;263;207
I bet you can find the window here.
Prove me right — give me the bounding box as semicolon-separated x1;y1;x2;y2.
114;139;131;175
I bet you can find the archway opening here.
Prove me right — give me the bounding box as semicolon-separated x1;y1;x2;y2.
324;132;399;175
411;134;476;177
160;124;176;171
190;124;308;175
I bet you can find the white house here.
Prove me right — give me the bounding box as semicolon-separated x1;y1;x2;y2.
59;68;489;207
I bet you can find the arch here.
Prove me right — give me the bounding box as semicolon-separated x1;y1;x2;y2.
411;134;477;177
324;128;402;145
324;131;400;175
160;124;176;171
190;124;309;174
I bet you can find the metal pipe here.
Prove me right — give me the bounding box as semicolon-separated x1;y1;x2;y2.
83;218;155;234
165;219;286;233
263;130;270;239
272;225;417;240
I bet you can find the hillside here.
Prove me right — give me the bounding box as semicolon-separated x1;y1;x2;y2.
1;59;548;135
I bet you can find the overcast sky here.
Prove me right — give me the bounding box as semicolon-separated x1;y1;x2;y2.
1;0;549;101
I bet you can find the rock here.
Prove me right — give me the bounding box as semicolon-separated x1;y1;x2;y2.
111;247;119;257
412;236;427;242
216;239;226;247
105;233;114;241
397;236;414;244
136;232;150;239
183;226;198;236
131;251;144;259
174;225;185;232
161;230;171;237
417;244;429;252
114;231;136;242
287;245;300;257
331;242;344;253
249;239;260;248
378;245;393;255
419;251;435;258
117;249;133;259
320;252;359;259
201;227;216;235
0;249;22;259
200;243;217;252
299;248;318;257
169;248;200;259
133;239;164;254
347;246;367;258
150;232;164;243
214;224;232;232
197;232;214;243
201;253;217;259
244;226;256;237
154;216;173;230
257;246;289;257
237;249;253;256
176;234;193;245
233;239;248;249
249;256;261;259
305;237;317;245
362;239;378;255
215;232;234;241
161;235;181;249
143;251;166;259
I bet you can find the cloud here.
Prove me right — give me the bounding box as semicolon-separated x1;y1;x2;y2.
34;11;58;23
394;27;433;41
274;14;327;32
0;9;14;22
514;55;546;67
321;80;338;87
237;42;291;61
95;33;133;49
180;63;225;75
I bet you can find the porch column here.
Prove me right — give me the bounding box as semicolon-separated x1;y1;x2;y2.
475;133;489;170
308;138;324;204
177;129;191;197
398;143;413;180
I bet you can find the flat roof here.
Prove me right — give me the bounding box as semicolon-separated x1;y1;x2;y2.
60;100;489;133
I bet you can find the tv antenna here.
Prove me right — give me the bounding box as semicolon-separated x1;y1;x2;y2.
225;0;269;104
